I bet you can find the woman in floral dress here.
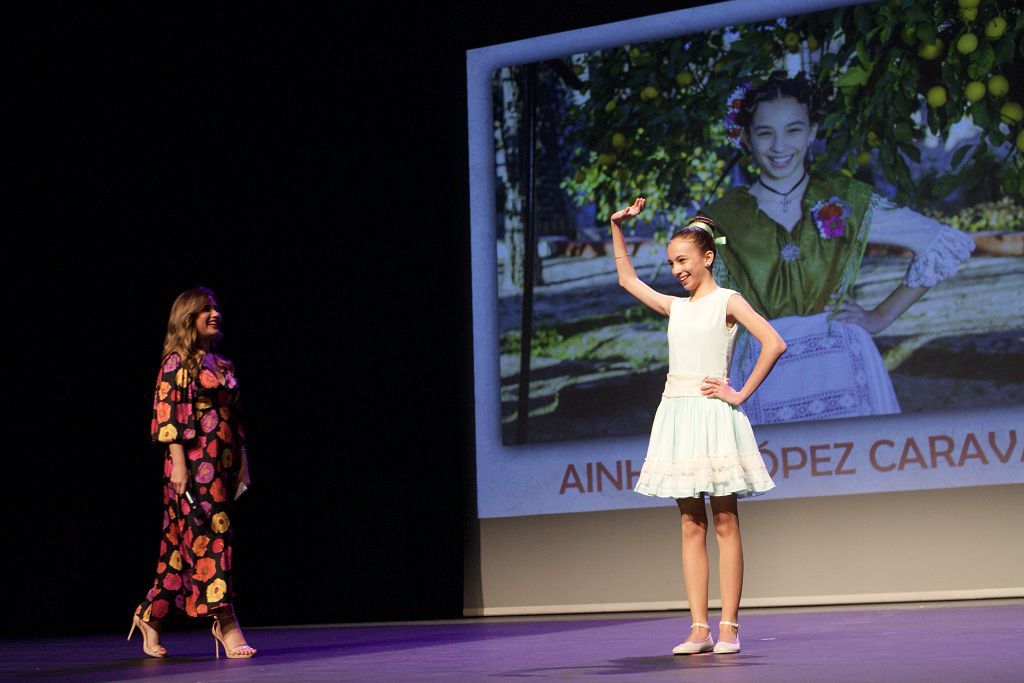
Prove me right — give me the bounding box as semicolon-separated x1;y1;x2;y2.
128;286;256;659
702;72;975;425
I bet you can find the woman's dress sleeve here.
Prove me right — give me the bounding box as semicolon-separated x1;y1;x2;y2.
866;195;976;288
151;353;197;444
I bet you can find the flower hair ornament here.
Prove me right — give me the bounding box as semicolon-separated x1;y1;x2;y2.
724;81;751;149
687;219;728;246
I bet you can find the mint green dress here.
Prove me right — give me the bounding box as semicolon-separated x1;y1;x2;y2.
633;287;776;499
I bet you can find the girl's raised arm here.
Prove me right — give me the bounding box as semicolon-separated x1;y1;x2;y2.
611;197;674;316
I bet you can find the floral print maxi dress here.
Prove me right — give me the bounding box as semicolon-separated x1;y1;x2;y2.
137;352;247;623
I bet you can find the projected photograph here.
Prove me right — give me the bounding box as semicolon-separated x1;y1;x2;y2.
493;0;1024;447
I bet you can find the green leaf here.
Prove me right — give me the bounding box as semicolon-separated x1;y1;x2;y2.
972;102;990;128
916;23;936;45
856;39;870;68
904;8;929;23
837;66;870;86
967;42;996;80
950;144;971;169
900;143;922;164
880;22;894;45
931;174;960;198
819;52;838;73
894;122;914;143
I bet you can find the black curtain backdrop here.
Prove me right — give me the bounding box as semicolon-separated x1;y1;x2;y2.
13;1;701;638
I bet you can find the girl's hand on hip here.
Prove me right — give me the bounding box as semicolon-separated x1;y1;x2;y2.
170;459;190;495
824;294;889;334
702;377;742;406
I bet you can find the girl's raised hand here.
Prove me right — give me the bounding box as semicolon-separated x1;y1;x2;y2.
611;197;646;224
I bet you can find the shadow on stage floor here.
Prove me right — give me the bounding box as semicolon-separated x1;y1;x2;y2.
2;599;1022;682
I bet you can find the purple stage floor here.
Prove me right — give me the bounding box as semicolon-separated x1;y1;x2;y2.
2;600;1022;682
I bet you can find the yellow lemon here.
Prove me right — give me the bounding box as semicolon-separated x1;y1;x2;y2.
988;75;1009;97
784;31;800;48
965;81;986;102
597;152;616;166
675;71;694;87
807;35;819;51
604;99;617;113
959;7;978;21
926;86;947;108
867;131;881;147
612;133;627;150
956;33;978;54
984;17;1007;39
917;40;943;60
957;0;979;8
1000;102;1024;124
856;151;872;165
640;86;659;101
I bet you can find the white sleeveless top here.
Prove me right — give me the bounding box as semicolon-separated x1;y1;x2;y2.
663;287;740;397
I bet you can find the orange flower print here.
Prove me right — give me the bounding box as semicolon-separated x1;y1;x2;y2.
175;368;190;387
217;420;233;444
194;557;217;582
185;592;198;617
212;538;224;553
196;396;213;411
219;407;231;421
192;534;210;558
158;424;179;442
188;444;203;461
157;561;167;574
158;381;172;400
206;578;228;604
197;603;208;615
156;402;171;424
200;369;220;389
211;511;231;534
210;478;226;502
169;550;182;571
162;573;182;591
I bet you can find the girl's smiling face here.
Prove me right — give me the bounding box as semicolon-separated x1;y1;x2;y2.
744;96;817;183
667;237;713;292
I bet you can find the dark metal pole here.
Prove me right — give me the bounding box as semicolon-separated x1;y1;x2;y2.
515;63;537;445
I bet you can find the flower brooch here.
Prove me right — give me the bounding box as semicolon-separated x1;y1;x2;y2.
810;196;851;239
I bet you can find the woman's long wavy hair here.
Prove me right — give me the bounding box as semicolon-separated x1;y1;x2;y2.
161;286;221;378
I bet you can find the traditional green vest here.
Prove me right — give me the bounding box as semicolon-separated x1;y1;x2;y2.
702;174;874;320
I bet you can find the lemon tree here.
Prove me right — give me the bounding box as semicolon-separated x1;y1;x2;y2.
559;0;1023;223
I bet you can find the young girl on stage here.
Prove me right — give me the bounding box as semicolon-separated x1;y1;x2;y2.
610;198;784;655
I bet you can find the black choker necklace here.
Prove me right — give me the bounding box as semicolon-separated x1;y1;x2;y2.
757;170;807;212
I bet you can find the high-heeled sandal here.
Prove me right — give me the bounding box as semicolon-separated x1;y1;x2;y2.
127;609;167;658
713;620;741;654
672;622;715;655
211;616;257;659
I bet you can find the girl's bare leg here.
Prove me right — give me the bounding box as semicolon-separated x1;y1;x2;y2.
710;494;742;644
677;496;710;643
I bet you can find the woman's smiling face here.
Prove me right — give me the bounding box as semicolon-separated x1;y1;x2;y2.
745;96;817;183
